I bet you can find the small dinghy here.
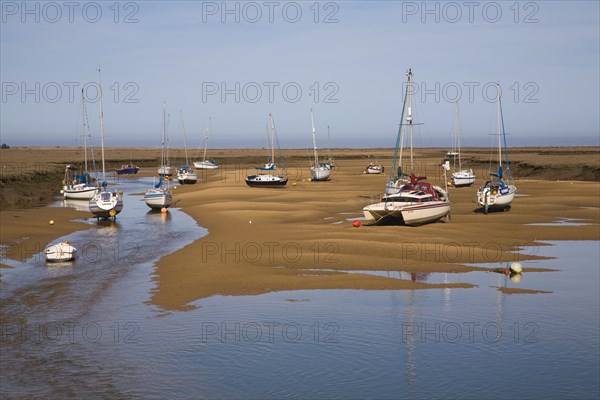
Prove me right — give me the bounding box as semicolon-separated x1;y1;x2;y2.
44;242;77;262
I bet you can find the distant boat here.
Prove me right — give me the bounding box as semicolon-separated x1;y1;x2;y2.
194;117;219;170
309;109;332;181
89;69;123;219
245;114;288;188
158;109;173;177
363;68;450;225
44;241;77;262
115;164;139;175
477;84;516;213
145;102;173;209
62;89;98;200
176;110;198;184
365;162;385;174
450;102;475;187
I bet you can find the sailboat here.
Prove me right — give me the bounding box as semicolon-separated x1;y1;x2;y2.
362;68;450;226
450;102;476;187
145;102;173;209
89;69;123;219
477;84;516;213
62;89;98;200
157;111;173;177
245;114;288;187
176;110;198;184
194;117;219;170
365;161;385;174
309;109;332;181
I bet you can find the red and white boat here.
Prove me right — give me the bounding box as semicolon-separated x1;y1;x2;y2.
364;68;450;225
363;174;450;225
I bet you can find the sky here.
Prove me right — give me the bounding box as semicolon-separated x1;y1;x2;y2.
1;0;599;149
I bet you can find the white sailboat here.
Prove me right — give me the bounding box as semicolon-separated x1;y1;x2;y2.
177;110;198;184
194;117;219;170
477;84;516;213
88;69;123;219
62;89;98;200
363;68;450;226
158;110;173;177
245;114;288;187
365;161;385;174
450;102;476;187
309;109;332;181
145;102;173;210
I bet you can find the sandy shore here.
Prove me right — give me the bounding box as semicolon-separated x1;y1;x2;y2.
1;147;599;309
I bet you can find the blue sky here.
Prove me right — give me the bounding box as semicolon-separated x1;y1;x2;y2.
1;1;599;148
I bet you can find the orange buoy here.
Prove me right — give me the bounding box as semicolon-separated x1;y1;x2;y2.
503;268;510;276
352;220;361;227
161;207;168;213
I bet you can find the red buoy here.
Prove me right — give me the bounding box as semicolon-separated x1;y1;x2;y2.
352;220;361;227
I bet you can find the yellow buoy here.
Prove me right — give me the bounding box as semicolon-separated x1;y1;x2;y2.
109;209;117;217
292;182;297;186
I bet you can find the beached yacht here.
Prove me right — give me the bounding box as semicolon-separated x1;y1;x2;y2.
365;162;385;174
363;68;450;225
176;110;198;184
145;102;173;209
62;90;98;200
308;109;332;181
477;84;516;213
89;69;123;219
450;102;475;187
363;174;450;225
194;117;220;170
245;114;288;187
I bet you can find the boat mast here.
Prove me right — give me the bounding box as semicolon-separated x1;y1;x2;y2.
456;102;462;170
81;88;88;174
311;108;319;165
203;117;211;162
391;69;410;180
327;125;332;163
497;84;502;168
407;70;414;171
98;68;106;183
180;110;190;166
269;114;275;164
161;102;166;169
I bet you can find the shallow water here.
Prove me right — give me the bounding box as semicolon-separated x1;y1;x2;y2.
1;184;599;399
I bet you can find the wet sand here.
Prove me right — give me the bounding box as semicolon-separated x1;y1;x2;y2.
1;147;599;309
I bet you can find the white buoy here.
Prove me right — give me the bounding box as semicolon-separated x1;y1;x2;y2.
49;220;55;225
249;220;252;224
510;262;523;274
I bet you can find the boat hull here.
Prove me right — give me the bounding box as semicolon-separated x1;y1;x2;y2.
366;166;384;174
44;242;77;262
193;161;219;170
363;201;451;226
245;175;288;187
116;167;139;175
310;166;332;181
63;184;98;200
451;170;476;187
477;185;516;211
158;166;173;176
144;189;173;210
89;194;123;219
177;171;198;184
